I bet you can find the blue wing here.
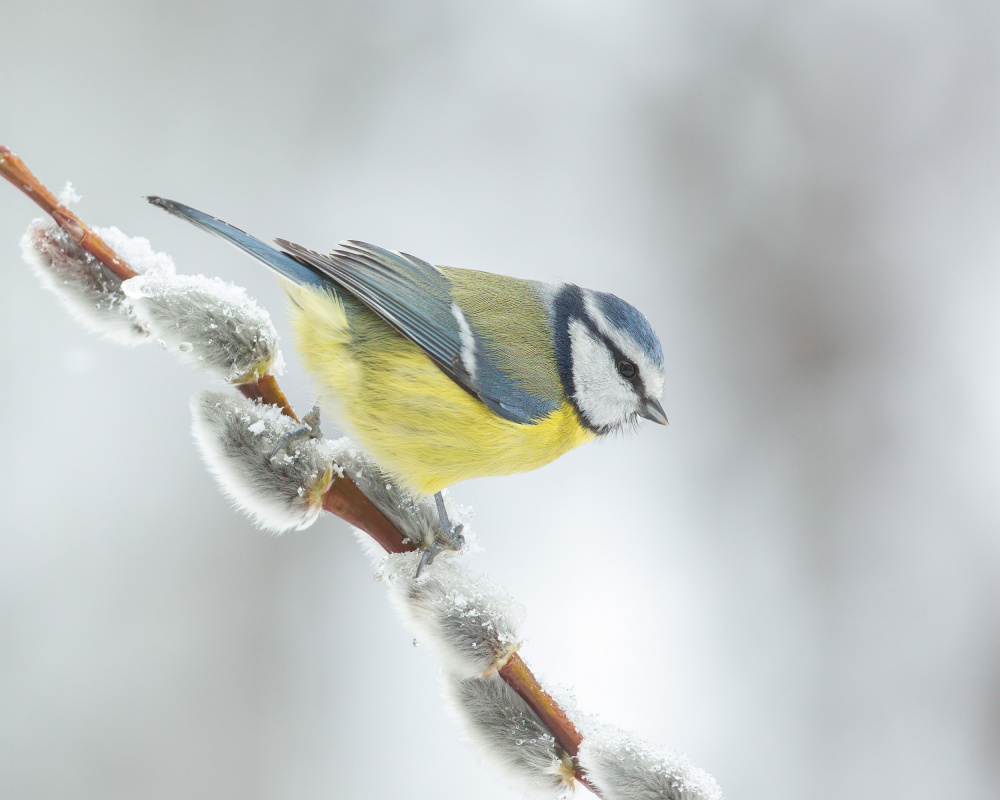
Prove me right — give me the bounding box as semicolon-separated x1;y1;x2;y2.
276;239;557;424
149;197;557;424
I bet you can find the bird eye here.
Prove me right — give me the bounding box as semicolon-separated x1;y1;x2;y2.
617;359;637;379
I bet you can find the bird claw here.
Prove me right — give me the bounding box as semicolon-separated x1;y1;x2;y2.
415;493;465;577
415;540;441;578
269;405;323;459
415;523;464;577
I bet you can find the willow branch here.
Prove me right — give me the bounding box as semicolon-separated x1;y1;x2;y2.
1;144;599;794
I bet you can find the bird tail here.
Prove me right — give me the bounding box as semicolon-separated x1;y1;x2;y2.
146;196;325;288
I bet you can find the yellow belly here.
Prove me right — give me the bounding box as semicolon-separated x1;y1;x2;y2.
288;284;595;495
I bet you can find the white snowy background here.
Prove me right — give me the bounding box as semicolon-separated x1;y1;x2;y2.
3;1;1000;798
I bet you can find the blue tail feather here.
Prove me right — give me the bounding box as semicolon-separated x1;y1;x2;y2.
146;196;325;288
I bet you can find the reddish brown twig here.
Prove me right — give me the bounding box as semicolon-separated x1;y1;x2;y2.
1;146;136;281
2;144;598;795
237;374;301;421
500;652;601;794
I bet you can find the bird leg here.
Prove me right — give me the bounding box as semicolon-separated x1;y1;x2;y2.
415;492;465;576
269;405;323;459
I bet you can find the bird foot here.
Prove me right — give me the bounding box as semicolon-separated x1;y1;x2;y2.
269;405;323;459
415;492;465;577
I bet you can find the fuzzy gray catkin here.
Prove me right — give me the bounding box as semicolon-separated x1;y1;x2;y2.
381;553;523;677
190;392;334;532
577;729;723;800
445;672;575;798
20;219;150;344
124;272;280;383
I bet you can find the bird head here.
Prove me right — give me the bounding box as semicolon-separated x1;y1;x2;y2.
553;286;667;435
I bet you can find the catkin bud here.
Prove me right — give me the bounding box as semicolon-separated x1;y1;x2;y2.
381;553;523;677
124;272;280;383
577;728;723;800
190;392;334;532
445;672;575;798
20;219;152;344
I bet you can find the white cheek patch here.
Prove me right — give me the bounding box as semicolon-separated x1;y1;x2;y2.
451;302;477;381
569;319;637;430
582;292;665;400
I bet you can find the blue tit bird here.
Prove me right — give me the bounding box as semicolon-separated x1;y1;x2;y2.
149;197;668;564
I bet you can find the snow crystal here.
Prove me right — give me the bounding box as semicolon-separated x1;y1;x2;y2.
93;225;175;277
58;181;82;205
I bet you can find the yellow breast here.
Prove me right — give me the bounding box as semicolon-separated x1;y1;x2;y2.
287;284;595;495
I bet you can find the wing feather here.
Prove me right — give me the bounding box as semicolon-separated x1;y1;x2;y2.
276;239;555;423
148;196;559;425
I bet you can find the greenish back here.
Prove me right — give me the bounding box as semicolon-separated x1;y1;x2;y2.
441;267;563;407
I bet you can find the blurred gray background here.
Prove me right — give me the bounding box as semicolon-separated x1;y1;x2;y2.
2;1;999;798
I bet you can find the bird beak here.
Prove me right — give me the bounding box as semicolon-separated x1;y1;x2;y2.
639;397;668;425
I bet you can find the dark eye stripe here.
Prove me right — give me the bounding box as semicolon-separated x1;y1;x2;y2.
588;318;646;395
